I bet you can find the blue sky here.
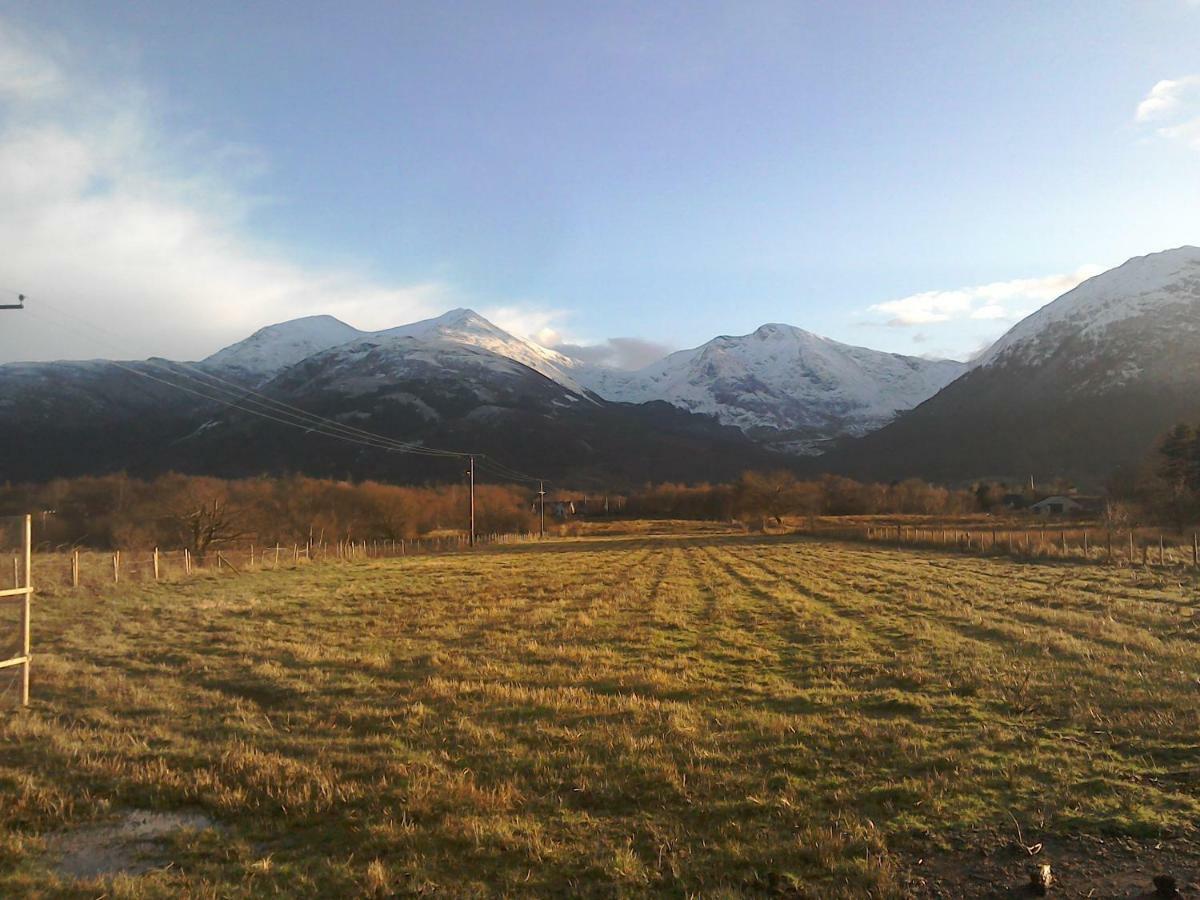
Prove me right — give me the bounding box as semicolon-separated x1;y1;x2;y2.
0;1;1197;365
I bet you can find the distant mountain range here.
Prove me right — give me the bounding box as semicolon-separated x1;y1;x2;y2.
576;325;965;453
197;308;965;453
2;246;1198;486
828;245;1200;485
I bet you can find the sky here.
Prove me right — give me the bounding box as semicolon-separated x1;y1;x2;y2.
0;1;1197;366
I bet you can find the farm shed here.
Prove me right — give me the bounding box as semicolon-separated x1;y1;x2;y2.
1030;495;1082;516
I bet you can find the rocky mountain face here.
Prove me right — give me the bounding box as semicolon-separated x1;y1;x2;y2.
575;324;965;453
827;246;1200;485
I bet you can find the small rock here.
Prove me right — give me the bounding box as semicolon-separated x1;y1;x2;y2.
1153;874;1179;898
1028;863;1053;896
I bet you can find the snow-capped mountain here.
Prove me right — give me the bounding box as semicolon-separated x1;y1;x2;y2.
203;308;596;397
831;246;1200;483
974;245;1200;385
575;324;966;452
198;308;961;452
373;309;595;399
200;315;365;382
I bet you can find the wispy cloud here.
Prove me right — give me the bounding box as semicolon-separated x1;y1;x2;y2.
480;304;671;369
0;19;447;363
554;337;675;370
481;305;577;349
867;266;1103;328
1135;75;1200;150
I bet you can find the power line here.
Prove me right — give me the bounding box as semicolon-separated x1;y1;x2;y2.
11;293;555;516
27;299;466;458
21;301;467;460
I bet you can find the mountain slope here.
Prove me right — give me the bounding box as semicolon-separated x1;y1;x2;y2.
172;335;783;485
200;315;365;384
577;324;965;452
0;359;222;479
828;246;1200;484
378;309;595;399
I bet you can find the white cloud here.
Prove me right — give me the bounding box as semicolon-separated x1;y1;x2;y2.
1135;75;1200;150
481;305;576;348
0;21;62;101
555;337;675;370
0;19;447;364
1136;77;1198;121
868;266;1103;328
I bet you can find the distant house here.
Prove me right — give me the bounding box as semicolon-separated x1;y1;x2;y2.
1030;495;1105;516
1030;496;1082;516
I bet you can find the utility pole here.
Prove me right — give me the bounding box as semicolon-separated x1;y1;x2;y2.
538;480;546;538
467;455;476;547
0;293;25;310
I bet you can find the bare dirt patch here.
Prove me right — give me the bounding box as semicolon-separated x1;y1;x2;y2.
905;834;1200;898
49;809;217;879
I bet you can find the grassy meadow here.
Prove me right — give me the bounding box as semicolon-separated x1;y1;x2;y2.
1;528;1199;897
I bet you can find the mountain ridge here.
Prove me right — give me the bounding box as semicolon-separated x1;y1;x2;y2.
826;245;1200;484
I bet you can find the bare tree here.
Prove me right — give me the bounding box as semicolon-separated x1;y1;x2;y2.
176;498;249;562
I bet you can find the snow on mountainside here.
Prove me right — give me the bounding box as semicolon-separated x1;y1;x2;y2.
201;315;365;381
976;245;1200;372
575;324;966;449
828;246;1200;483
197;309;965;451
375;309;594;398
203;308;595;398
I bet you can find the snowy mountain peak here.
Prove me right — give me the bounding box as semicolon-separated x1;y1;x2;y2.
574;322;966;451
369;309;593;398
751;322;815;340
378;307;508;342
202;315;365;380
977;245;1200;369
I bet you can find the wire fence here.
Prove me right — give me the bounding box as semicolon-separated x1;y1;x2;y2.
820;520;1200;568
23;530;546;589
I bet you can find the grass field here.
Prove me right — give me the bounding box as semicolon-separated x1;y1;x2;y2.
2;529;1200;897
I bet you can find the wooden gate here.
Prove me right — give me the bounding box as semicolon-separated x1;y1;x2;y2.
0;515;31;706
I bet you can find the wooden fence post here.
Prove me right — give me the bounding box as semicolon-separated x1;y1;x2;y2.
71;549;79;587
1194;532;1198;569
18;515;31;705
1160;535;1166;567
1129;531;1135;566
184;548;192;575
113;550;120;584
153;547;160;582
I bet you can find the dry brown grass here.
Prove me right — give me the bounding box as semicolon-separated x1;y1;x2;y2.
0;529;1198;897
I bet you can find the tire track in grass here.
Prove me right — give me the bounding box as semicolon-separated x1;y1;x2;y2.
719;540;1184;764
887;550;1196;631
781;543;1118;667
828;546;1195;665
690;543;901;700
751;543;1200;752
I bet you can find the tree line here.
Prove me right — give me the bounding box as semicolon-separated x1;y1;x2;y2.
1109;422;1200;529
0;474;536;557
0;468;1106;557
625;471;986;522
